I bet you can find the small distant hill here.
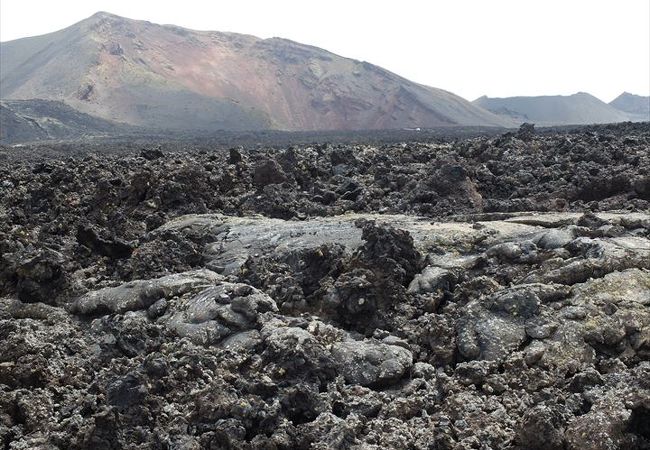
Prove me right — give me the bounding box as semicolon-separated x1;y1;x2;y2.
609;92;650;122
473;92;637;126
0;99;130;144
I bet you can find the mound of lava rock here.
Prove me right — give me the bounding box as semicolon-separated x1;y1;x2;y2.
1;123;649;449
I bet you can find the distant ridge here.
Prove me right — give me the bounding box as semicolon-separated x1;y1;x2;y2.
473;92;641;126
609;92;650;122
0;12;511;132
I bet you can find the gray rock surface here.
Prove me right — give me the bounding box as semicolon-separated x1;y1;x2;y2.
407;266;454;294
70;269;223;315
1;126;649;448
165;282;277;345
331;339;413;387
3;209;650;449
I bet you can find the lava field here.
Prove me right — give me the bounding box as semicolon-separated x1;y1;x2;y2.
1;122;649;449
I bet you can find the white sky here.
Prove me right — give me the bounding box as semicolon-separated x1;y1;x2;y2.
1;0;648;102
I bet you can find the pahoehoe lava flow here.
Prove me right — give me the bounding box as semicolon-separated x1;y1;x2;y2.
1;122;649;449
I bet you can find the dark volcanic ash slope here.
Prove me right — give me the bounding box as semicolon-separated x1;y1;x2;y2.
0;99;133;144
1;123;650;449
0;12;510;132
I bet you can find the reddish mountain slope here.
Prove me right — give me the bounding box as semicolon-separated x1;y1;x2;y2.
1;12;510;131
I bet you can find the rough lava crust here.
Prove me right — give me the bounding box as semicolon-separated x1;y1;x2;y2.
1;122;649;449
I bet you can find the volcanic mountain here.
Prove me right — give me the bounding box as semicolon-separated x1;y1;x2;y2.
473;92;637;126
0;12;511;132
609;92;650;122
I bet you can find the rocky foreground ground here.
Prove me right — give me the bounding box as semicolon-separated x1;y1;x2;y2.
0;123;649;449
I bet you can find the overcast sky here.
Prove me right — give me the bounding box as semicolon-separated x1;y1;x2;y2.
1;0;648;102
